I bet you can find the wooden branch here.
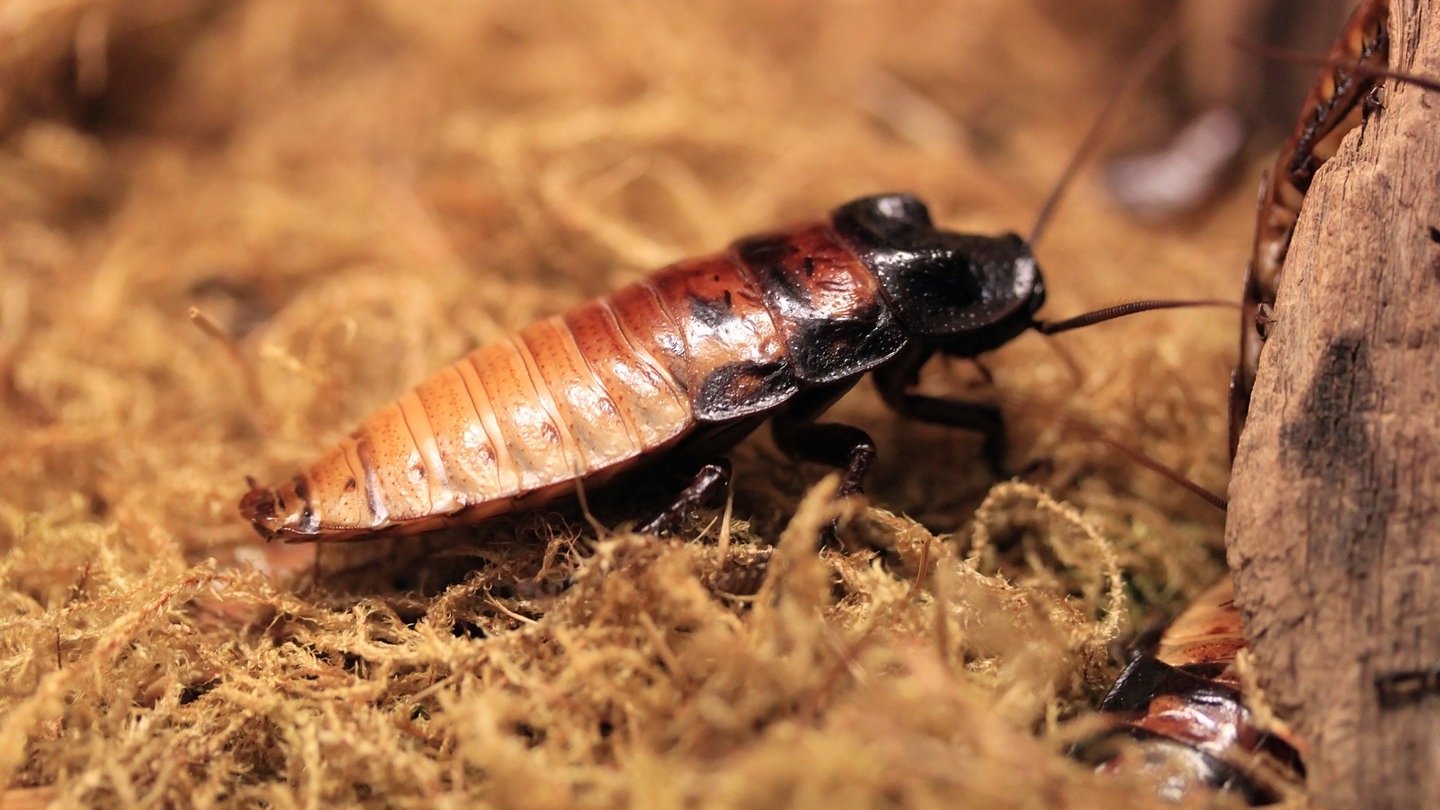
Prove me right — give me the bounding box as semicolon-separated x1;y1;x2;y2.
1225;2;1440;808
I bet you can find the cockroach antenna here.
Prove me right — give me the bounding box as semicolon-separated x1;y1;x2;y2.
188;306;262;410
1062;419;1228;512
1034;298;1238;336
1022;14;1236;345
1011;14;1240;514
1228;35;1440;95
1027;16;1180;247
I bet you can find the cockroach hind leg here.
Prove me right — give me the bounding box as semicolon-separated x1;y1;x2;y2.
634;461;732;537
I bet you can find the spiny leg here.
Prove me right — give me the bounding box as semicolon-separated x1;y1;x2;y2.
635;460;732;536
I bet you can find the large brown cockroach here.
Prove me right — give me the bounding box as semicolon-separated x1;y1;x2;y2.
1229;0;1390;454
242;192;1183;541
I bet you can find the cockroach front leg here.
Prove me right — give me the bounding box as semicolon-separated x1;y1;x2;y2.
873;349;1009;475
635;460;732;536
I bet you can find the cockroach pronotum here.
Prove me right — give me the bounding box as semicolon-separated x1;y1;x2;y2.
241;190;1209;541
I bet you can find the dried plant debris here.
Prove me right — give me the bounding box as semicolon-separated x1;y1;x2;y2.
3;483;1199;808
1;1;1252;807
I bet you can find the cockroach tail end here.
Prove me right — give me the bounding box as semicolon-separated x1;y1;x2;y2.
239;477;307;541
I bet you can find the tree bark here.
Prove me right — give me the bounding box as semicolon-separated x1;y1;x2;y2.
1226;2;1440;808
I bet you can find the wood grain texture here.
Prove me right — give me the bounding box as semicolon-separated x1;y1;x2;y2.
1225;1;1440;807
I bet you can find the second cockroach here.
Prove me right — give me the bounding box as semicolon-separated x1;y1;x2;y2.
1077;579;1306;803
1085;1;1435;804
1230;0;1391;453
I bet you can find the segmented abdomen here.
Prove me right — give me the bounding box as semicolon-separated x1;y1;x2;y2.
268;306;691;538
240;214;903;540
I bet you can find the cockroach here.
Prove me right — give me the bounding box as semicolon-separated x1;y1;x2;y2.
1074;579;1305;804
242;192;1208;541
1229;0;1390;455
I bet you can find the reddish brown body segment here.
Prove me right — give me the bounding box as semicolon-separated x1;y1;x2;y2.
240;198;972;541
1231;0;1390;454
1080;579;1306;803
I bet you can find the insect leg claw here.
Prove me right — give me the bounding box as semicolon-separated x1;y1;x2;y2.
635;461;732;536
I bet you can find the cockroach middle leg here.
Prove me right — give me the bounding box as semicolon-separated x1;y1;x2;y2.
770;384;877;499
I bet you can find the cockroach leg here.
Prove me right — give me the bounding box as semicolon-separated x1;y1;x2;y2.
634;460;732;536
897;395;1006;475
771;385;877;499
1254;303;1275;340
773;420;877;500
969;357;996;386
874;352;1007;476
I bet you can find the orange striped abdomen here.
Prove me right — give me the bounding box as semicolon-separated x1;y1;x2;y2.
243;302;705;539
239;205;920;540
241;247;799;540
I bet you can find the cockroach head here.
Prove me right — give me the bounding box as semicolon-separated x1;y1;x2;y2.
832;194;1046;355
